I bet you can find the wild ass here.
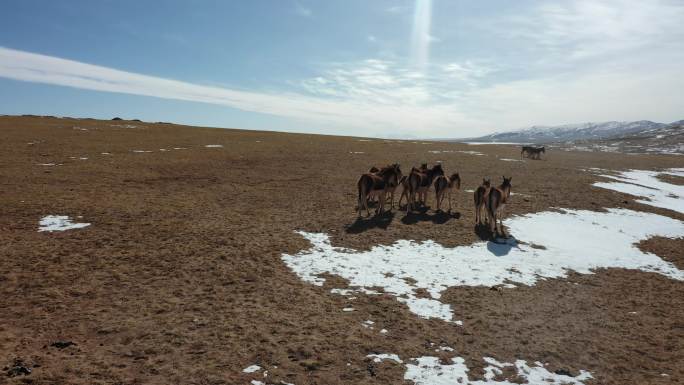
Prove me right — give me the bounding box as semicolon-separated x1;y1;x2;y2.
368;165;402;208
406;164;444;213
521;146;545;160
486;176;513;236
473;178;491;225
397;163;426;208
434;173;461;212
357;164;402;217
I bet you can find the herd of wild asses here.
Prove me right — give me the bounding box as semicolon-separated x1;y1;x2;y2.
356;145;544;237
356;163;511;236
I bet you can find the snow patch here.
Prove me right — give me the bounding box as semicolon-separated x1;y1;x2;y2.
205;144;223;148
499;158;523;162
243;364;261;373
593;168;684;213
465;142;525;145
367;354;403;364
282;209;684;323
39;215;90;232
405;355;592;385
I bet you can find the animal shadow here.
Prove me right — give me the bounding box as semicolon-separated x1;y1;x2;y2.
474;224;517;256
486;238;517;256
346;210;396;234
402;208;459;225
474;223;492;241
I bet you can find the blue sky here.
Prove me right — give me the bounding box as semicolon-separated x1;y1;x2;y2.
1;0;683;138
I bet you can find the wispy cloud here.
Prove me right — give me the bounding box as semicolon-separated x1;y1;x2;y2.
488;0;684;66
386;5;409;14
294;1;312;17
0;47;479;136
410;0;433;71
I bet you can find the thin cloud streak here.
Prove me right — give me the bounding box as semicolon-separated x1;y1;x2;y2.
0;47;480;136
410;0;433;71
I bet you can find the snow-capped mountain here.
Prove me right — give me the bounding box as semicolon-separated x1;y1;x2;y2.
465;120;672;143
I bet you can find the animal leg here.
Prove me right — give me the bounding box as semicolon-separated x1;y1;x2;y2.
365;192;372;217
448;191;452;212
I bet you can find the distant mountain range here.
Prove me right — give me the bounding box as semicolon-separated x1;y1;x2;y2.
461;120;683;144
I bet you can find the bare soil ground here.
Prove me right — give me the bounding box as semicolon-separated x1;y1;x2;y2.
1;116;683;385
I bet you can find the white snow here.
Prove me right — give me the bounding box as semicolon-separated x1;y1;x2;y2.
367;353;403;363
132;150;152;153
593;168;684;214
282;208;684;323
456;150;485;156
243;364;261;373
465;142;525;145
349;151;365;154
205;144;223;148
342;307;354;312
499;158;523;162
38;215;90;232
37;163;56;166
405;355;592;385
380;329;388;334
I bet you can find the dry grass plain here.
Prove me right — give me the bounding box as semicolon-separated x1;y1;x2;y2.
1;116;683;385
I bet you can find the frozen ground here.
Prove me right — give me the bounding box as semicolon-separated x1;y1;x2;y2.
282;208;684;323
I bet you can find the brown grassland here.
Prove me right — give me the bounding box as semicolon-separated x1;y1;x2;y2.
1;116;683;384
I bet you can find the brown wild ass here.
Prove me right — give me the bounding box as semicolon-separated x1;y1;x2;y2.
357;164;402;217
368;165;402;208
434;173;461;212
486;176;512;236
397;163;427;208
521;146;545;160
473;178;491;225
406;164;444;213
